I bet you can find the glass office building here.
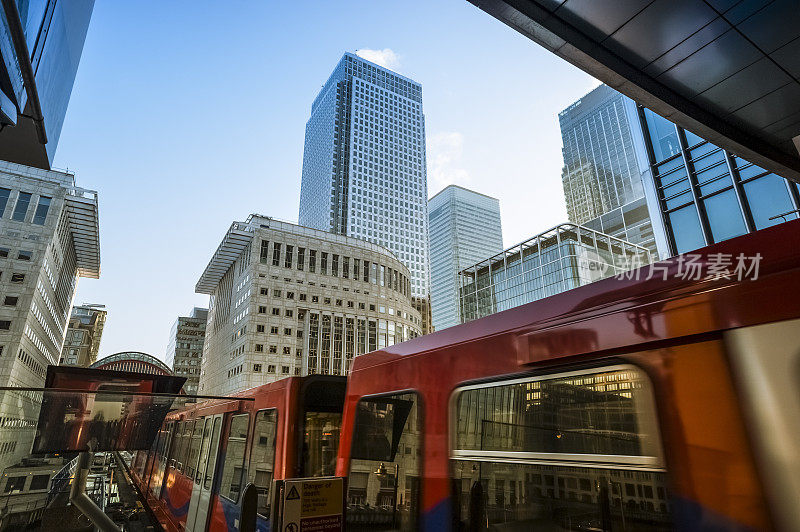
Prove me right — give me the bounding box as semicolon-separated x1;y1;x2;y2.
560;85;659;257
0;0;95;169
638;107;800;256
428;185;503;331
299;52;429;298
459;224;650;323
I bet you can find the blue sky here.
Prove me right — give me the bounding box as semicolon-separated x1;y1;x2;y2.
54;1;599;361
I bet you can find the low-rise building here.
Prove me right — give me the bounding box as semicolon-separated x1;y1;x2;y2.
196;215;423;396
459;223;650;322
166;307;207;396
60;303;107;367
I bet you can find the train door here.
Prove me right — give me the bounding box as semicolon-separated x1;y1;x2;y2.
186;414;223;531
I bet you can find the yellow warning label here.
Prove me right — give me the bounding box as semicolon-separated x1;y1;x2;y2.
300;479;343;518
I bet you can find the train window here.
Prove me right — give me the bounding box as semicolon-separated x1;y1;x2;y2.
450;365;672;531
176;421;192;473
186;419;204;480
220;414;250;502
170;422;182;470
303;412;341;477
249;409;278;517
346;392;421;531
204;417;223;489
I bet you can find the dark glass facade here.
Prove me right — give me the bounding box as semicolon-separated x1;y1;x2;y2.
639;108;800;256
0;0;94;169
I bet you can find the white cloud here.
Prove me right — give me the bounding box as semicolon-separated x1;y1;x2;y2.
427;132;472;196
355;48;401;70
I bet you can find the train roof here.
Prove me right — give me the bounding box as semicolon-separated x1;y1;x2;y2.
354;219;800;371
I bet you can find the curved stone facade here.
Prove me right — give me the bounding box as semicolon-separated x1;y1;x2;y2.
197;216;422;396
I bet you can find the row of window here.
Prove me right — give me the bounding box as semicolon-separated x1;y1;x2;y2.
258;239;411;297
0;188;51;225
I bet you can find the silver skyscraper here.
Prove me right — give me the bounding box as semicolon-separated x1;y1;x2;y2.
428;185;503;331
299;53;430;299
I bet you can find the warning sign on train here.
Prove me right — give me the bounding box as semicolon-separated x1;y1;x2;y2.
281;477;344;532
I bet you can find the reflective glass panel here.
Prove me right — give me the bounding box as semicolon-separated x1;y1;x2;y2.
704;189;747;243
668;206;705;254
454;368;661;457
32;195;51;225
644;109;679;162
743;174;797;230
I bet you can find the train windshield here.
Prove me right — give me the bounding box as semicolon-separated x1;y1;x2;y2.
300;376;347;478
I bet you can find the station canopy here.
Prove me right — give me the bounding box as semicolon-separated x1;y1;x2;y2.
469;0;800;181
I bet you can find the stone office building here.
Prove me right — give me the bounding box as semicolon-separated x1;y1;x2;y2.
166;307;208;396
196;215;422;396
60;303;107;367
0;161;99;472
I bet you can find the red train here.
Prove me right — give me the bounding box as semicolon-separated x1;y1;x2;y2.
133;220;800;531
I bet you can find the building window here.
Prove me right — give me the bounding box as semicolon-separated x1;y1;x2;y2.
3;296;18;306
0;247;8;258
11;192;31;222
282;366;290;374
270;326;278;334
283;347;291;355
254;364;262;372
321;252;328;274
32;196;51;225
268;365;276;373
286;291;295;299
285;309;293;318
10;273;24;283
271;308;280;316
273;289;281;297
255;344;264;352
309;250;317;273
260;239;270;263
297;247;305;270
336;299;343;307
294;368;301;375
17;250;31;261
299;293;307;301
260;287;268;295
285;245;293;268
324;297;331;305
284;328;292;335
312;295;319;303
269;346;277;354
332;254;339;277
272;243;281;266
257;325;265;333
0;188;10;217
296;349;302;357
0;321;10;330
258;306;267;314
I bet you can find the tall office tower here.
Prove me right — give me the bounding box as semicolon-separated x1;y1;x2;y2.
299;52;430;307
428;185;503;331
636;107;800;257
0;0;95;169
196;215;422;396
60;303;106;367
0;160;100;471
166;307;208;396
560;84;661;258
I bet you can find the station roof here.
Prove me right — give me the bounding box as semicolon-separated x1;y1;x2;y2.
468;0;800;181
